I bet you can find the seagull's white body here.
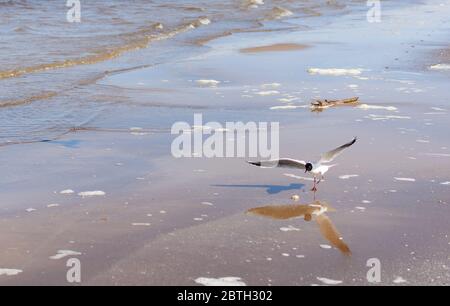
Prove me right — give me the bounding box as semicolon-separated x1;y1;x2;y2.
310;163;337;177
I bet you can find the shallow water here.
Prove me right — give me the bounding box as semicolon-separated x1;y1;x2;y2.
0;0;356;145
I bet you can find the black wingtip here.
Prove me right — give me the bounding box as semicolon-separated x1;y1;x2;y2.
247;161;261;167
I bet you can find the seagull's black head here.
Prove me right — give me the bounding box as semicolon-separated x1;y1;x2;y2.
305;163;313;173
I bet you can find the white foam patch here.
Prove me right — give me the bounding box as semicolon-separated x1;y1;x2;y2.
339;174;359;180
47;203;60;208
198;17;211;25
424;112;446;115
424;153;450;157
256;90;279;96
296;255;305;258
26;208;36;212
429;64;450;70
195;277;246;286
320;244;332;249
440;182;450;185
366;114;411;121
261;83;281;88
280;225;300;232
246;0;264;8
130;131;148;136
394;177;416;182
49;250;82;260
431;107;446;111
0;269;23;276
196;79;220;87
60;189;74;194
358;104;397;111
270;105;307;110
355;206;366;211
132;223;151;227
278;97;299;103
78;191;106;198
393;276;408;284
129;127;148;136
307;68;362;76
316;277;343;285
201;202;214;206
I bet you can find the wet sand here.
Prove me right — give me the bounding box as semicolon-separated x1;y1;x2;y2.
240;43;310;53
1;1;450;286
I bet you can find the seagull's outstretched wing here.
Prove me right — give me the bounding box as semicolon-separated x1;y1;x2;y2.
315;214;351;255
319;137;357;164
247;158;306;170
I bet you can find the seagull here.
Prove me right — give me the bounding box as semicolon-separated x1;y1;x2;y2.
247;137;357;192
247;201;351;255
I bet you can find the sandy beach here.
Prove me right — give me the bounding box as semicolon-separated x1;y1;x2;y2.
1;0;449;286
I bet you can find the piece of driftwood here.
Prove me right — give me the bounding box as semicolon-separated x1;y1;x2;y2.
311;97;359;110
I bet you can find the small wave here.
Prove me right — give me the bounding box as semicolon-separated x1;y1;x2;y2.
0;91;58;108
0;18;209;80
0;71;109;109
13;25;32;33
266;6;294;20
157;3;205;12
0;0;15;7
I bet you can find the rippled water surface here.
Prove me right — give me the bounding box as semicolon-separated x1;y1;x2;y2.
0;0;356;145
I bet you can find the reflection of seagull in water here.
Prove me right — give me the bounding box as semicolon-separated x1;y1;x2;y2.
247;137;357;192
247;201;351;255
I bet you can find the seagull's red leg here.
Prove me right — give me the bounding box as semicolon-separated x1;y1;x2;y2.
311;176;318;192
